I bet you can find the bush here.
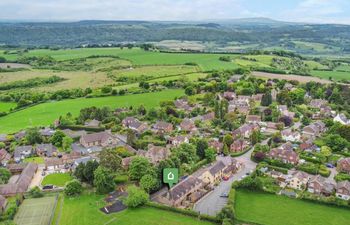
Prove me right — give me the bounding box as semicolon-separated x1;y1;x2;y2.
123;186;149;208
64;180;83;196
29;186;43;198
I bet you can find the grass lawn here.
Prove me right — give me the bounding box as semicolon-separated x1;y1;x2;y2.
42;173;73;187
0;89;183;134
235;190;350;225
57;193;215;225
0;101;17;112
310;70;350;81
24;156;45;164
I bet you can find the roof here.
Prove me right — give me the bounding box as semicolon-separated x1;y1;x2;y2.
337;181;350;191
80;131;112;143
0;195;6;207
169;176;202;201
209;161;226;176
62;129;87;138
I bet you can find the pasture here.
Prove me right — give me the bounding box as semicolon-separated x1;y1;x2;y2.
311;70;350;81
235;190;350;225
0;101;16;112
0;89;184;133
57;193;215;225
14;196;57;225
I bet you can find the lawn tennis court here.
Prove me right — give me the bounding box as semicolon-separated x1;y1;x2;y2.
14;196;57;225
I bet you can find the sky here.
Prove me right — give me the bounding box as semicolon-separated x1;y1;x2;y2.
0;0;350;24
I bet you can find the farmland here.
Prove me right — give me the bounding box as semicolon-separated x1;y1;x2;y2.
311;70;350;81
0;89;184;133
0;101;16;112
56;193;215;225
235;190;350;225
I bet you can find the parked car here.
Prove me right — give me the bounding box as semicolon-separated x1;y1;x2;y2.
223;176;229;181
220;192;229;198
326;163;335;168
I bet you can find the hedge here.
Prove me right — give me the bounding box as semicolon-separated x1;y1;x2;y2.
57;125;105;132
266;165;288;174
231;148;251;157
145;202;221;224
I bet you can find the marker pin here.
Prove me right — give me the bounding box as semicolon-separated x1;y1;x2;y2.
163;168;179;188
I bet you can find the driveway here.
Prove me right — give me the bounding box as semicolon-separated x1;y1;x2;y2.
29;165;44;189
194;147;257;216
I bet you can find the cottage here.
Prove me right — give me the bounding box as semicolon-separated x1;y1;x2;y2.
200;161;226;184
179;119;196;132
223;92;236;100
336;181;350;200
153;121;173;134
309;99;328;109
39;127;56;137
168;136;189;147
208;139;223;153
0;134;8;143
281;129;301;142
122;117;148;133
232;124;259;139
167;176;203;207
36;144;57;157
174;99;193;112
337;158;350;174
79;131;118;148
62;129;87;139
230;139;249;153
261;122;283;134
14;146;33;162
45;158;65;171
268;147;299;165
227;75;242;83
308;175;334;196
137;144;171;165
84;119;101;128
288;171;310;190
302;121;326;137
252;94;263;102
246;115;261;124
202;112;215;121
334;113;350;125
0;149;11;166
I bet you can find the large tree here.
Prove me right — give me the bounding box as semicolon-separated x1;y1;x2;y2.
140;174;159;193
123;186;149;208
94;166;115;194
128;156;153;181
25;127;42;145
196;139;208;159
99;148;122;172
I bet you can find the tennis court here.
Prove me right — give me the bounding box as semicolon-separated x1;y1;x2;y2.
14;196;57;225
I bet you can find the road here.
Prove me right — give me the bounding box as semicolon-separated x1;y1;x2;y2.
193;147;257;216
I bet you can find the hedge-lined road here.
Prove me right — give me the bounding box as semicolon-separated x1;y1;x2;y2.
194;147;257;216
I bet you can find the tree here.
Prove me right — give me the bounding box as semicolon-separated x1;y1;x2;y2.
140;174;159;193
25;127;42;145
261;92;272;106
123;186;149;208
127;130;136;146
253;152;266;162
196;139;208;159
185;86;196;96
250;130;261;145
0;168;11;184
50;130;66;147
99;148;122;171
128;156;153;181
29;186;43;198
94;166;115;194
74;163;86;182
62;136;73;152
65;180;83;196
205;148;216;162
223;134;234;147
83;160;99;184
320;146;332;161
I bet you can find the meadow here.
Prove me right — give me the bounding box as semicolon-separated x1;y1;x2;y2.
311;70;350;81
0;101;16;112
56;193;214;225
235;190;350;225
0;89;184;134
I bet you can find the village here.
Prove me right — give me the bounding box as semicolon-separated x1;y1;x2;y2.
1;73;350;222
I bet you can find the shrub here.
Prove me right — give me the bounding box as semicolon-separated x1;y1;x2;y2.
29;186;43;198
64;180;83;196
123;186;149;208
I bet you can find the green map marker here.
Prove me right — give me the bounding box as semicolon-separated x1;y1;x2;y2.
163;168;179;188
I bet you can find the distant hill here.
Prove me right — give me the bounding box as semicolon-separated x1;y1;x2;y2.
0;18;349;55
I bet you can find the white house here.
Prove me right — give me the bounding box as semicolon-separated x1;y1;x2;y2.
334;113;350;125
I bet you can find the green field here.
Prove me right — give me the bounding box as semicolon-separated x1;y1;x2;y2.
42;173;73;187
57;193;214;225
0;101;16;112
311;70;350;81
235;190;350;225
24;156;45;164
0;89;183;134
0;48;239;71
14;196;57;225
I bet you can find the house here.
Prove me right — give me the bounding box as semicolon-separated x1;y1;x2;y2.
36;144;57;157
199;161;226;184
246;115;261;124
0;195;7;214
179;119;196;132
137;144;171;165
288;171;310;190
230;139;249;152
72;156;95;169
174;99;192;112
337;158;350;174
167;176;203;207
309;99;328;109
268;147;299;165
79;131;119;148
208;139;223;153
168;136;189;147
84;119;101;128
39;127;56;137
0;134;8;143
0;149;11;166
252;94;263;102
14;146;33;162
122;117;148;133
307;175;335;196
6;163;27;174
302;121;326;138
44;158;65;171
62;129;87;139
336;181;350;200
227;75;242;83
0;163;38;197
261;122;283;134
334;113;350;125
277;105;295;119
202;112;215;121
61;152;82;165
232;124;259;139
299;142;318;152
121;156;135;169
268;171;288;187
14;131;26;141
281;129;301;142
153;121;173;134
223;92;236;100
